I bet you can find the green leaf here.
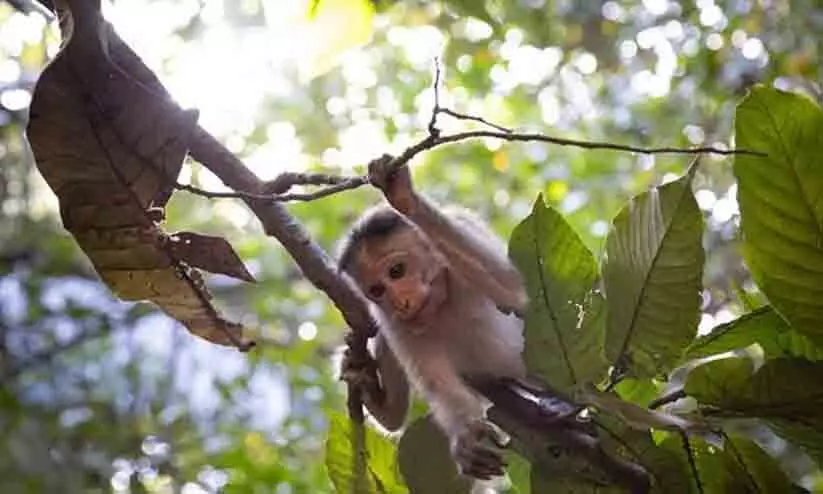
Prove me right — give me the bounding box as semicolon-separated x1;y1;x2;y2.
734;86;823;346
325;412;408;494
766;419;823;467
604;164;705;377
503;450;531;494
614;378;661;407
397;416;471;494
657;435;794;494
594;414;689;493
722;434;796;493
684;306;823;361
509;195;608;391
684;357;823;423
578;386;703;434
684;357;823;466
732;281;766;312
683;357;756;405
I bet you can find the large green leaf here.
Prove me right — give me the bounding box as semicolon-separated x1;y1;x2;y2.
509;196;608;391
604;164;705;377
734;86;823;346
325;412;408;494
684;306;823;362
396;416;471;494
683;357;755;406
684;357;823;421
656;434;794;494
684;357;823;467
721;434;796;493
767;419;823;467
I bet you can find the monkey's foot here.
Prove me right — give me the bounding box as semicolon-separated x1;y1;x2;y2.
451;419;509;480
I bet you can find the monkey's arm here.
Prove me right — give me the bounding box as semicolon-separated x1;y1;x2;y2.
411;343;507;479
369;335;410;430
413;345;485;431
408;198;527;312
369;161;526;312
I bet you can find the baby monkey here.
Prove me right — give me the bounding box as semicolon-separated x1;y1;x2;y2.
338;157;528;479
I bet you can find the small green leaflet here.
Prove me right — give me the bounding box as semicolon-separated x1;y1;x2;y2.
325;412;407;494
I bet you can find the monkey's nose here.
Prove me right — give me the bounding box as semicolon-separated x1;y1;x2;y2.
392;297;412;317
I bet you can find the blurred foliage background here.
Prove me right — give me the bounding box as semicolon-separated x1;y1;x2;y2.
0;0;821;492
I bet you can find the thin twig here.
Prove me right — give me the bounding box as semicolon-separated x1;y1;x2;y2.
427;57;442;137
648;389;687;410
174;176;368;202
179;72;762;206
426;60;512;134
411;129;760;161
272;176;368;201
181;119;762;206
175;182;267;200
437;107;513;133
261;171;359;194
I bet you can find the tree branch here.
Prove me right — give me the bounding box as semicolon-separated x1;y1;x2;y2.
186;126;378;422
176;125;760;205
472;377;651;493
173;173;368;202
437;107;513;133
102;21;379;422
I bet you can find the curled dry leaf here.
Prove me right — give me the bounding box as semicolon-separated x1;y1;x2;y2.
26;0;253;349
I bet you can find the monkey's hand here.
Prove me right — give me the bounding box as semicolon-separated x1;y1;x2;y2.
340;348;385;405
368;154;418;215
451;419;509;480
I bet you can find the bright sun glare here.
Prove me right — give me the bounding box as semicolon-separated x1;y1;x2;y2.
100;0;376;192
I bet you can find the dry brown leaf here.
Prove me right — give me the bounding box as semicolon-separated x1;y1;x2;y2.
168;232;256;283
26;0;253;349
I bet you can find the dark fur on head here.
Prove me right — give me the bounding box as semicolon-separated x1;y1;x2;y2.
337;205;411;275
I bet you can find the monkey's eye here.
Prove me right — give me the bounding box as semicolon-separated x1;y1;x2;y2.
368;283;386;299
388;262;405;280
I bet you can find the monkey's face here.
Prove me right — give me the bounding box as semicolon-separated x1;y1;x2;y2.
354;229;448;327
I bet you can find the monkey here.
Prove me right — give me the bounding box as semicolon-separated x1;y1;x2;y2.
338;157;528;480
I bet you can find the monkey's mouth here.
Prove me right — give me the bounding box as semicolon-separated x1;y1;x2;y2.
413;293;435;320
408;269;447;324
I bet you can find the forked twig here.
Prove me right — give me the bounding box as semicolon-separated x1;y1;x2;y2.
180;60;763;204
